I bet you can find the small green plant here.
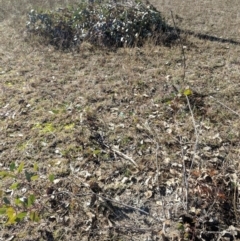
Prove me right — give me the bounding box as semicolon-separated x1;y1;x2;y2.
0;162;44;225
33;122;56;133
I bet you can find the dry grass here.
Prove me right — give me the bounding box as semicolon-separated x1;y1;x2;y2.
0;0;240;240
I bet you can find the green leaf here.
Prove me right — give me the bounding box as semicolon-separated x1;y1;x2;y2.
16;212;27;222
41;123;55;133
15;198;23;206
25;170;34;182
0;207;7;215
0;171;8;177
27;194;35;207
3;197;11;205
93;149;101;155
10;182;19;190
10;162;16;172
30;175;38;181
183;88;192;96
64;123;75;130
6;207;16;225
49;174;55;183
30;211;40;222
0;171;15;178
17;162;24;173
33;162;38;172
177;222;184;231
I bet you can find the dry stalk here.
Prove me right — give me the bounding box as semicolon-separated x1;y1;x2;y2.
170;10;186;85
68;178;160;221
185;95;200;170
154;141;167;219
170;12;200;213
64;191;160;222
94;130;139;168
179;136;189;212
110;146;139;168
210;95;240;117
93;193;159;220
142;122;167;219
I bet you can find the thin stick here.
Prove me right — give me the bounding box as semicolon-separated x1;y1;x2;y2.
155;142;166;219
71;191;160;221
67;178;160;221
111;146;139;168
136;122;167;219
171;11;186;84
101;139;139;168
210;96;240;117
179;95;200;213
179;136;188;212
185;95;200;170
171;10;196;213
95;193;157;218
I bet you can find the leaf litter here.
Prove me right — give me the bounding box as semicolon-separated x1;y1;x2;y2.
0;0;240;240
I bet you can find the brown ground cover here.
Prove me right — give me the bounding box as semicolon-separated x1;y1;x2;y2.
0;0;240;240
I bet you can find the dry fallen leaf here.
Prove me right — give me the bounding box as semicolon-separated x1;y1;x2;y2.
144;190;153;199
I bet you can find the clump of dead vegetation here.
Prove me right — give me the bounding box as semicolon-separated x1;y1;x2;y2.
26;0;176;49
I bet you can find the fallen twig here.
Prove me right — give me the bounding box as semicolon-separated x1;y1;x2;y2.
106;145;139;168
210;95;240;117
68;191;160;221
111;146;138;167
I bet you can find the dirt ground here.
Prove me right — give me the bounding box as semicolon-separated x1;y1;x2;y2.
0;0;240;240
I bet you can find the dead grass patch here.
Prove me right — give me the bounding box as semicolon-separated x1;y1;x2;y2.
0;0;240;240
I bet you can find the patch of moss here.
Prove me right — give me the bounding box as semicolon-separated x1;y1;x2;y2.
33;122;56;133
64;123;75;130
